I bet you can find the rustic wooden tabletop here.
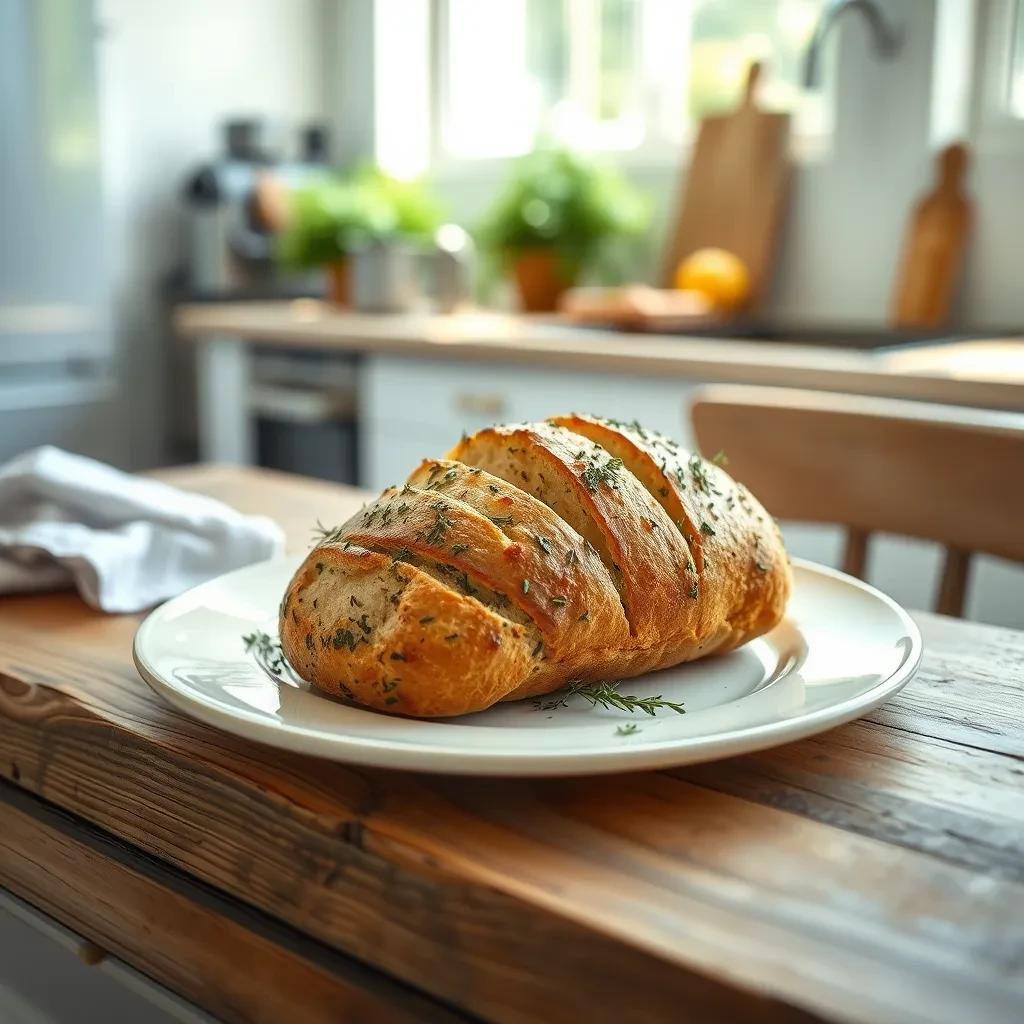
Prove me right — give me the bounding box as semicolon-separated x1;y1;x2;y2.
1;465;1022;1024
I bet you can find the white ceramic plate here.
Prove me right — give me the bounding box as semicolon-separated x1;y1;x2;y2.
134;557;921;777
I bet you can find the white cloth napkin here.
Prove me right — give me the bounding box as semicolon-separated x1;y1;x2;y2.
0;446;285;612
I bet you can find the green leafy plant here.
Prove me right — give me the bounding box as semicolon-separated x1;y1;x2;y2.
477;147;649;281
277;166;444;269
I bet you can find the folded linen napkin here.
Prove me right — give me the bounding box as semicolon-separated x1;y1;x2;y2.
0;446;285;612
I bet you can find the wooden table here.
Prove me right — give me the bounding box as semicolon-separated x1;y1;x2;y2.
2;465;1022;1024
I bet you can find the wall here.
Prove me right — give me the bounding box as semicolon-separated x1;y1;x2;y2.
960;152;1024;327
96;0;333;468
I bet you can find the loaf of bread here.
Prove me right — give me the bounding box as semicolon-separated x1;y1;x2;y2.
279;415;790;717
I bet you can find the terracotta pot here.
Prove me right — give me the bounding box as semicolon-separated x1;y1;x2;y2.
325;260;350;307
512;249;575;312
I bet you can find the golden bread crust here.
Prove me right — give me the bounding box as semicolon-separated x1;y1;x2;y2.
547;414;791;657
280;543;534;717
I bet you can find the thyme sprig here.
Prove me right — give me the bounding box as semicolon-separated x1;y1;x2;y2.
312;520;346;546
531;681;685;716
569;682;686;716
242;629;287;677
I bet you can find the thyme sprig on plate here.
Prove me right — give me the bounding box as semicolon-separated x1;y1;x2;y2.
242;629;288;677
531;681;686;716
570;682;686;716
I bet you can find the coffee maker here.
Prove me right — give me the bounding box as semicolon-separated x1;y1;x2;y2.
183;119;329;296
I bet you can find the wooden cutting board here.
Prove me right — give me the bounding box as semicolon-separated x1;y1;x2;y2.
890;143;972;330
661;62;791;307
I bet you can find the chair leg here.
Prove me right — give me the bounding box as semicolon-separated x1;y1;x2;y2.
935;548;971;618
842;529;870;579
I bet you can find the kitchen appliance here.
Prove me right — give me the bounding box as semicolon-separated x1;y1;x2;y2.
249;350;359;485
183;120;329;296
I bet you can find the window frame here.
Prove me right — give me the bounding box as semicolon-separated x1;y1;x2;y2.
970;0;1024;152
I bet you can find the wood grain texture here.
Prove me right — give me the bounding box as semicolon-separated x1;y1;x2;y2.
1;467;1023;1024
0;784;465;1024
692;385;1024;614
661;62;791;303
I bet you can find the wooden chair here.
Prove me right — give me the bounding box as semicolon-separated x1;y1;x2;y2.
691;385;1024;617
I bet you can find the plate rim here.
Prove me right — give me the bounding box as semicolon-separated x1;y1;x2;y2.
133;557;922;776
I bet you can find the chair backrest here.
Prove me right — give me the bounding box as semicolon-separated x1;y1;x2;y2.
691;385;1024;617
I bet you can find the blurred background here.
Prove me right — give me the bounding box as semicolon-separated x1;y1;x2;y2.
3;0;1024;631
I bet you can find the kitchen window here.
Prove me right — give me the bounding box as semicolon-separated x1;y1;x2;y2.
433;0;828;166
969;0;1024;149
1009;0;1024;115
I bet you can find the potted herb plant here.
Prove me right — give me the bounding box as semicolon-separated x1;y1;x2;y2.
277;167;443;306
478;148;648;312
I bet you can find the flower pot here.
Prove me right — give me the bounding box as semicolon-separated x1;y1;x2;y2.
512;250;575;313
325;260;350;307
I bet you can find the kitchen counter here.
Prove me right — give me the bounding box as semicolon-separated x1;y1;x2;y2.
176;300;1024;411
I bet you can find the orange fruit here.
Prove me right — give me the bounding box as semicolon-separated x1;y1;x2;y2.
674;248;751;311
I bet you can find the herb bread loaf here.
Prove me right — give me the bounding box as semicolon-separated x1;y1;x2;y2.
280;415;791;717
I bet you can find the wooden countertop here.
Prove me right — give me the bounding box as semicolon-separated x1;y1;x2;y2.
175;300;1024;410
2;465;1023;1023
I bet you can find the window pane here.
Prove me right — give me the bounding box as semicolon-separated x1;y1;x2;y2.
1011;0;1024;117
525;0;570;118
440;0;827;160
543;0;643;149
597;0;639;121
688;0;822;119
443;0;537;158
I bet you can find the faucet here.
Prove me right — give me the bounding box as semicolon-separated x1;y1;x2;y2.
803;0;904;88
